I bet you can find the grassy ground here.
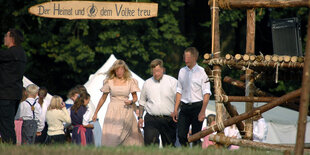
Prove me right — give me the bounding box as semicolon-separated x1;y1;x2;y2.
0;144;301;155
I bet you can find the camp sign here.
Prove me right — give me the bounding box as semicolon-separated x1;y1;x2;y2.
28;1;158;20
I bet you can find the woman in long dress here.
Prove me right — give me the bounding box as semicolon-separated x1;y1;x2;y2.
92;60;143;146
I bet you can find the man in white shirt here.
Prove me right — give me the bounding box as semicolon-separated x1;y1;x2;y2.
138;59;178;146
171;47;212;146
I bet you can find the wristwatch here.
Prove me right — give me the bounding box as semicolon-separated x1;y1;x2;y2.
138;116;143;119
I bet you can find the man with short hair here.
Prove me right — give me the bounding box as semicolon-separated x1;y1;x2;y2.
0;29;26;144
138;59;178;146
171;47;211;146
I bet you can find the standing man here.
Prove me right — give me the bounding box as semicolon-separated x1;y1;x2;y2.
171;47;211;146
138;59;178;146
0;29;26;144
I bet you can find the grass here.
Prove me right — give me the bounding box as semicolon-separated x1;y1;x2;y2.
0;144;301;155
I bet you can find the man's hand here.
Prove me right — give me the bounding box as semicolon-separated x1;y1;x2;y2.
171;111;178;123
198;111;205;122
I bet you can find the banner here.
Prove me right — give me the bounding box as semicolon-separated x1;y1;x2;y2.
28;1;158;20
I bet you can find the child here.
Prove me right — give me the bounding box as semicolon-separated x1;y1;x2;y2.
45;95;71;144
202;114;216;148
35;87;49;144
70;92;94;145
16;84;44;144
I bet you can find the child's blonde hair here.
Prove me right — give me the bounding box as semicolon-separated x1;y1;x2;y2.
48;95;63;110
26;84;39;97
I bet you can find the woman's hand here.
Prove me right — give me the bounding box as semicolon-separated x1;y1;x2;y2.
124;100;133;105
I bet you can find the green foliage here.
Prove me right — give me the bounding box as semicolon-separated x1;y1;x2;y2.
0;0;190;97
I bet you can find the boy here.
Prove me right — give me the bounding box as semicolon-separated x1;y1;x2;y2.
16;84;44;144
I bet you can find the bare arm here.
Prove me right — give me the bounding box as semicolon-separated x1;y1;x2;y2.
198;93;210;122
138;105;144;128
92;93;108;121
171;92;182;122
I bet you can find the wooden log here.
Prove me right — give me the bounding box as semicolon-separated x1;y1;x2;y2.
256;55;264;62
225;54;233;60
246;9;255;140
188;88;302;142
211;0;225;135
209;0;310;9
278;56;284;62
203;58;304;69
226;96;278;102
235;54;242;61
243;54;250;61
291;56;298;63
284;55;291;63
272;55;279;62
204;53;212;60
221;89;245;133
209;134;307;152
223;76;273;97
295;11;310;155
250;55;256;61
264;55;272;61
297;57;304;63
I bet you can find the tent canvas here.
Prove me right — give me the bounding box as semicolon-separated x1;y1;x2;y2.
83;54;145;128
205;100;310;144
23;76;53;104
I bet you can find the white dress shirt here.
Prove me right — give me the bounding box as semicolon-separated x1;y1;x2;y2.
177;64;212;103
139;74;177;116
15;97;44;132
253;117;268;142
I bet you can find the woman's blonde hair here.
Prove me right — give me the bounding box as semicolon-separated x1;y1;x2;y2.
105;59;132;82
48;95;63;110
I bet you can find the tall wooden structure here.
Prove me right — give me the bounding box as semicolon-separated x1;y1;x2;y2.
189;0;310;154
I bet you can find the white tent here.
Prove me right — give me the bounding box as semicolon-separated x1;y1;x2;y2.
205;100;310;144
22;76;53;104
84;54;145;128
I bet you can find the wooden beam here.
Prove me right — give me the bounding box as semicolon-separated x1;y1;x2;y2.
211;0;225;133
188;88;302;142
203;58;304;69
209;0;310;9
223;76;273;97
295;11;310;155
221;89;245;133
209;134;310;152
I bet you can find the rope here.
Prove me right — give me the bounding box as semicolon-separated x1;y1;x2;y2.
275;63;279;83
218;0;231;10
217;121;225;131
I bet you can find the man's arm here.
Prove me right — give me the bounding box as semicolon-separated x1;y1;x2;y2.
172;92;182;122
198;93;210;122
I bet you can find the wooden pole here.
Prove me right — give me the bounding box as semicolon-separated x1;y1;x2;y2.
221;89;245;133
223;76;273;97
209;134;310;152
188;88;302;142
210;0;225;133
294;11;310;155
226;96;278;102
245;9;255;140
209;0;310;9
